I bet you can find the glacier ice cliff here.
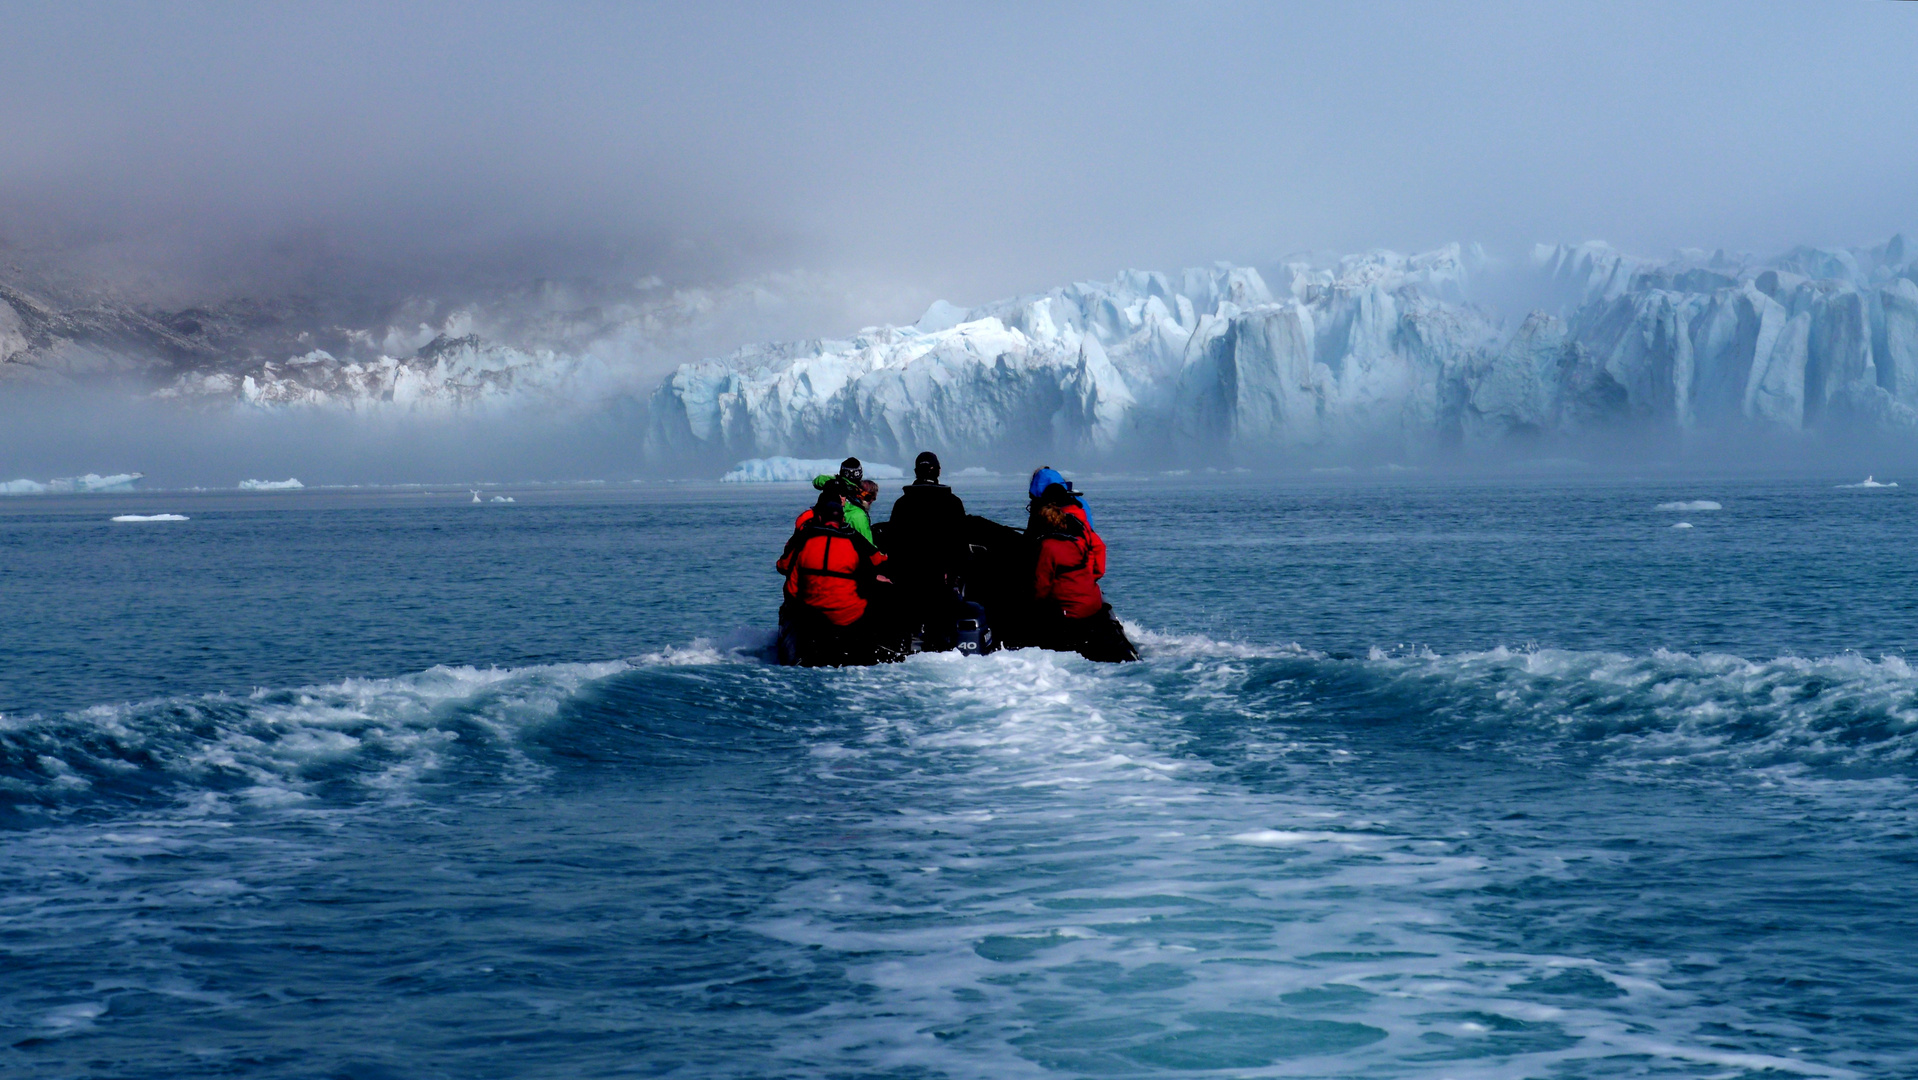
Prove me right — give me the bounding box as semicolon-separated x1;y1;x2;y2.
0;472;145;495
647;236;1918;466
644;236;1918;464
720;457;904;483
8;236;1918;468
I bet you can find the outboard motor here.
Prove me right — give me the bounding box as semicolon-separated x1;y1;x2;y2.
953;601;994;656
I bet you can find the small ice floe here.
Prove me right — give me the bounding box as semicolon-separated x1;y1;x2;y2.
1655;500;1721;511
1671;521;1693;529
491;496;515;503
238;478;302;491
1838;475;1898;488
111;514;188;522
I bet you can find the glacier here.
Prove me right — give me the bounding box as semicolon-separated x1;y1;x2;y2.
8;235;1918;469
648;237;1918;467
720;457;904;483
1;472;145;495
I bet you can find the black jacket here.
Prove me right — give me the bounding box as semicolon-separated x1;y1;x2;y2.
886;481;968;583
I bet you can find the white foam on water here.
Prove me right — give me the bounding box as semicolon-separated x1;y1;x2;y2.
724;637;1848;1078
1361;644;1918;776
109;514;189;522
1228;828;1379;846
6;660;633;814
1654;500;1721;511
7;632;1898;1076
1127;624;1320;662
35;1001;105;1032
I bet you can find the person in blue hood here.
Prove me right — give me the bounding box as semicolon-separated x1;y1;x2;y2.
1027;466;1094;531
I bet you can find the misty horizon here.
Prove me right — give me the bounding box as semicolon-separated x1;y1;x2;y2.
5;1;1917;484
5;2;1915;297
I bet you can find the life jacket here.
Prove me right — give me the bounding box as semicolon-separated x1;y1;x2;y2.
777;521;882;626
1034;528;1105;619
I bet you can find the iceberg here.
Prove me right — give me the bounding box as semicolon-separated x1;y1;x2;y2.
110;514;188;522
720;457;904;483
3;473;145;495
1655;501;1722;511
58;473;143;493
239;478;304;491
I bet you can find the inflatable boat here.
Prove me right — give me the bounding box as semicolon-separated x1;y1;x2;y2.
775;514;1137;667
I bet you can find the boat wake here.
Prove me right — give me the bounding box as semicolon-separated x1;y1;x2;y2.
4;632;1910;1076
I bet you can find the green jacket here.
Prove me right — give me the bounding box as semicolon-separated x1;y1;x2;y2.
812;475;875;546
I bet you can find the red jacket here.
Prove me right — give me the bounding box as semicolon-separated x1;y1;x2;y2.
777;521;884;626
1059;504;1107;579
1034;529;1105;619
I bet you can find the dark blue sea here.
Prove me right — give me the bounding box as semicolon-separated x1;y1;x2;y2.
2;475;1915;1078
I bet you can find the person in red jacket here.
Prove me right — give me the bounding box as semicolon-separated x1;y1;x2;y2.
1032;500;1105;619
775;492;901;664
1028;482;1104;574
778;493;887;624
1027;485;1137;662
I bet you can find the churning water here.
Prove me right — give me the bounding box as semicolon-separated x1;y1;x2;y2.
2;476;1914;1078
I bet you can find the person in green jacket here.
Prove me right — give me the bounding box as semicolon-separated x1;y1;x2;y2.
811;457;877;545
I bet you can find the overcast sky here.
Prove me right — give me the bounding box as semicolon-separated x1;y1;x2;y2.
3;0;1914;306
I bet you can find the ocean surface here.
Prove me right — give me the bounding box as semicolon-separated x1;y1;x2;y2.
2;474;1915;1078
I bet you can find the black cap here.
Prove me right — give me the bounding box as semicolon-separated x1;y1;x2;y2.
813;490;844;519
1039;482;1075;506
914;451;940;480
837;457;863;484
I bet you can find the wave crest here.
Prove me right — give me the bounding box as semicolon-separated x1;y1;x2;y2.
1364;645;1918;776
0;660;631;822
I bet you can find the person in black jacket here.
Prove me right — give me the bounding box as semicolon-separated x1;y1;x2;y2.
885;452;970;646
